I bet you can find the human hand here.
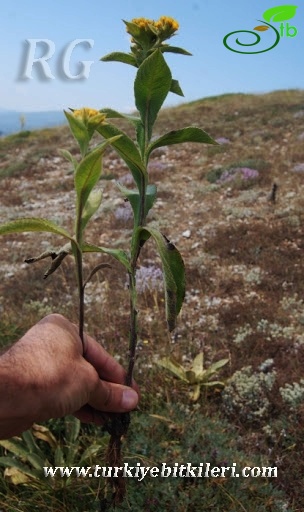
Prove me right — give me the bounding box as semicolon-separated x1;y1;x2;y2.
0;314;138;439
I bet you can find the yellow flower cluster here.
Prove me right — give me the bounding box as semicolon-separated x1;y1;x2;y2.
154;16;179;32
131;17;154;29
130;16;179;34
73;108;106;126
73;107;99;120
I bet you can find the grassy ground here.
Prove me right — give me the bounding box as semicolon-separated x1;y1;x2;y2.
0;89;304;510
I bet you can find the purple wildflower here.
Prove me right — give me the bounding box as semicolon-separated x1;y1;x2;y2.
126;265;163;293
218;167;259;184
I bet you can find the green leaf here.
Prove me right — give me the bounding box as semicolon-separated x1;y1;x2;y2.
192;353;205;380
54;446;65;466
96;122;146;190
81;189;102;231
99;108;141;125
201;380;225;388
263;5;297;22
138;227;185;330
170;79;184;97
189;384;201;402
134;50;172;142
64;110;89;156
79;444;105;465
58;149;78;170
203;358;229;380
156;357;188;382
64;416;80;445
116;182;157;226
101;51;137;67
82;243;131;271
0;218;73;242
22;430;45;461
147;127;218;158
0;457;41;480
185;369;200;385
75;138;119;211
0;439;31;459
159;45;192;56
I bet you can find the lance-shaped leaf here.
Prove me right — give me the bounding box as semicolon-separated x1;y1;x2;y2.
64;110;90;156
0;218;74;242
156;357;188;382
116;182;157;226
170;79;184;97
134;50;172;143
99;108;141;125
159;45;192;56
0;439;33;460
75;137;120;211
96;122;146;190
82;243;131;271
59;149;78;171
147;126;218;158
100;51;137;67
138;227;185;331
81;188;102;231
0;457;41;480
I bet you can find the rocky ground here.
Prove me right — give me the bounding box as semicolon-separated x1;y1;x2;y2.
1;89;304;508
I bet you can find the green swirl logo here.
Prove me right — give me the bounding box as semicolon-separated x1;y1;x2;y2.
223;5;298;54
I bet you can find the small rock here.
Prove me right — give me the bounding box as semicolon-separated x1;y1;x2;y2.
182;229;191;238
215;137;230;144
292;163;304;173
293;110;304;118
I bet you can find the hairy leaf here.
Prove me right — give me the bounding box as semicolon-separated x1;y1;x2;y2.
156;357;188;382
100;51;137;67
138;227;185;330
75;138;119;211
82;243;131;271
58;149;78;170
159;45;192;56
116;182;157;226
170;79;184;97
96;123;145;190
81;188;102;231
134;50;172;142
64;111;89;156
0;218;73;242
147;126;217;158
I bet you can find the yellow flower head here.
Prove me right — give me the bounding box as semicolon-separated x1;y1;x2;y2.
126;15;179;50
73;108;107;128
154;16;179;35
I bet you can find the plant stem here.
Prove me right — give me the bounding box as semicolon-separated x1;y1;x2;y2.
75;212;85;350
126;172;147;386
126;268;137;387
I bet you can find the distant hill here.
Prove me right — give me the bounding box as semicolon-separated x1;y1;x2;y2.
0;110;66;136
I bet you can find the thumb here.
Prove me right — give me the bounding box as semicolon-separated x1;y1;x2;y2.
89;379;138;413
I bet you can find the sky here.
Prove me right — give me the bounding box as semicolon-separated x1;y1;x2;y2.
0;0;303;112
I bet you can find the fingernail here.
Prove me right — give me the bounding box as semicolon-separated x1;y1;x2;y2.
122;389;138;410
